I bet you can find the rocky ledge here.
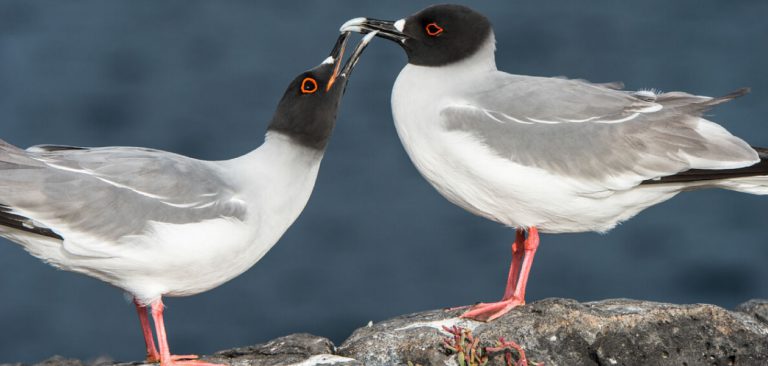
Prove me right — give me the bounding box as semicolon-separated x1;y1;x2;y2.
5;298;768;366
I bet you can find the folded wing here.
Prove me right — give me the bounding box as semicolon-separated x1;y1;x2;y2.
441;73;758;191
0;141;247;256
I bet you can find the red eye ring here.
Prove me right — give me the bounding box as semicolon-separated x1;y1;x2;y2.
425;22;444;36
301;77;318;94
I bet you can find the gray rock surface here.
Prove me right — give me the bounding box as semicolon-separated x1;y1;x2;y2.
338;298;768;366
0;334;359;366
5;299;768;366
735;299;768;325
205;333;360;366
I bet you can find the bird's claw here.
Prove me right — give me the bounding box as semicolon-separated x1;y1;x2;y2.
459;298;524;322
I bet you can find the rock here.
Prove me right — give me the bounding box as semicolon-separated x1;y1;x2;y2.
0;356;87;366
735;299;768;325
2;356;87;366
337;298;768;366
5;299;768;366
1;334;359;366
206;333;358;366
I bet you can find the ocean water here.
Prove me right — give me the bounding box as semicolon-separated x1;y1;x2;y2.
0;0;767;362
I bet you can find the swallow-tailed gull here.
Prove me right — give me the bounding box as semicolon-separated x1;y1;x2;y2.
342;4;768;321
0;32;376;364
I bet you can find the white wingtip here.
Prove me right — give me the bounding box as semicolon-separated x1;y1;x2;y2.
322;56;334;65
340;17;366;32
361;30;378;44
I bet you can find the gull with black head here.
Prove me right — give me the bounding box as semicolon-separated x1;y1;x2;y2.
0;31;376;365
342;5;768;321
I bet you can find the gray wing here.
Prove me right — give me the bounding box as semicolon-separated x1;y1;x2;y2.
442;73;758;190
0;142;246;251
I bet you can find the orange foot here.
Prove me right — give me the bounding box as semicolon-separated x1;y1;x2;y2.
146;357;227;366
147;355;228;366
459;297;524;322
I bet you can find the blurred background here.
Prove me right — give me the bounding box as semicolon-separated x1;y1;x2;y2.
1;0;767;363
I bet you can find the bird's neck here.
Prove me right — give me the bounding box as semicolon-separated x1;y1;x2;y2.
239;130;325;178
415;32;498;75
266;101;336;151
219;132;325;259
397;33;498;96
394;34;498;111
454;32;498;73
260;130;326;160
227;132;325;213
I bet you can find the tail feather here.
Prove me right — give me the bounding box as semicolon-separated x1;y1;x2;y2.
755;146;768;159
642;146;768;194
0;205;62;239
707;87;751;107
0;140;62;238
717;175;768;195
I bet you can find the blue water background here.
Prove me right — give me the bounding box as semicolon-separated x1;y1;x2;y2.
1;1;767;362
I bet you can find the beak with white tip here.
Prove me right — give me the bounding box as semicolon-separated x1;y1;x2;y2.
340;17;408;43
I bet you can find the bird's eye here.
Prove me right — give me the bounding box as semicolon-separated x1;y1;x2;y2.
425;22;444;37
301;77;318;94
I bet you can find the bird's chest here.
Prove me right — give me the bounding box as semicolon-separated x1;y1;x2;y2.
393;75;449;182
391;67;550;227
392;74;492;216
391;65;454;170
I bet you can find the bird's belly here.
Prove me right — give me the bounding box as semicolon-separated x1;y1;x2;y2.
393;121;680;233
37;217;268;302
395;132;546;228
128;218;271;300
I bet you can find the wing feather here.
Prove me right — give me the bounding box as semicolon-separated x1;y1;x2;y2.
441;74;758;190
0;143;246;251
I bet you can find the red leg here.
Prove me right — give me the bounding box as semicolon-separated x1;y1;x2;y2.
149;299;222;366
461;227;540;322
447;229;526;313
134;299;161;361
135;299;198;363
151;299;173;365
512;227;539;302
502;229;526;300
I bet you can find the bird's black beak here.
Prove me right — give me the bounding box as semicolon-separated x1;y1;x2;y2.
323;31;376;92
324;32;351;91
319;31;377;94
340;17;408;43
339;31;377;81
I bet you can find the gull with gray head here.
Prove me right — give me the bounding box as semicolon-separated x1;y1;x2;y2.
0;31;376;365
342;4;768;321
